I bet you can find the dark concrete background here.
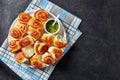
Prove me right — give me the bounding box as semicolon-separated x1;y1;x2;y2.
0;0;120;80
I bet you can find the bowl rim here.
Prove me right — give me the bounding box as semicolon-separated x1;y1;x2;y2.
44;18;61;34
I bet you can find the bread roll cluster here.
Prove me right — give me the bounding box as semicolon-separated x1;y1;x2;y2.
8;9;67;68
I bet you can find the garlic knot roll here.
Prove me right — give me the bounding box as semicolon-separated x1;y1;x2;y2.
48;47;63;61
27;27;41;41
10;28;23;39
34;41;48;55
53;34;67;48
17;23;28;34
19;36;34;47
8;40;21;52
30;55;43;68
41;52;55;65
34;9;49;22
29;18;43;30
14;51;28;63
18;12;31;24
41;34;54;46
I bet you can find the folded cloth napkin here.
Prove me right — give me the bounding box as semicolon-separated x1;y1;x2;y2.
0;0;82;80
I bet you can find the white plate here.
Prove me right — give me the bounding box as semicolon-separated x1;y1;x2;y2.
8;9;67;68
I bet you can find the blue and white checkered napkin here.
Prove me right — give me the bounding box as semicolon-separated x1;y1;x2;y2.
0;0;82;80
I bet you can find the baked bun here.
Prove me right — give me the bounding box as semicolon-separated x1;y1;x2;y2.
10;27;23;39
14;51;28;63
41;34;54;46
19;36;34;47
34;9;49;22
27;27;41;41
21;46;34;58
41;52;55;65
18;12;31;24
34;41;48;55
29;18;43;30
48;47;63;61
53;34;67;48
30;55;43;68
17;23;28;34
8;40;21;52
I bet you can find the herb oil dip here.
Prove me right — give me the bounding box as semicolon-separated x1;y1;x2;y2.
46;20;59;33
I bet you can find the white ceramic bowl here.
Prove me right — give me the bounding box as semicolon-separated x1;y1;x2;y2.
44;18;62;34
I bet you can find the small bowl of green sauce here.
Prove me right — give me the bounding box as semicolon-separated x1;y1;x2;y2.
44;18;61;34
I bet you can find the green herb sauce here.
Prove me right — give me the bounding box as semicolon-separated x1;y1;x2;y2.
46;20;59;33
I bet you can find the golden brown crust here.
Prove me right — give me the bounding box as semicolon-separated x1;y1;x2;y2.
48;47;63;60
54;40;67;48
8;40;21;52
17;23;28;34
18;12;31;24
34;42;48;55
43;56;54;65
41;34;54;46
29;18;43;30
34;9;49;22
30;55;43;68
42;52;54;65
14;51;28;63
10;28;23;39
28;27;41;41
19;36;34;47
53;35;67;48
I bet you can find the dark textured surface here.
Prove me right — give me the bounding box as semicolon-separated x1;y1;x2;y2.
0;0;120;80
